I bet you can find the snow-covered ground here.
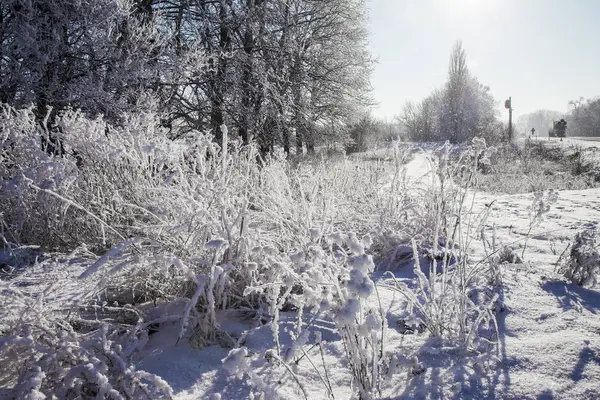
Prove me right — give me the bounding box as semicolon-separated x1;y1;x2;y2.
133;143;600;399
2;141;599;400
468;188;600;399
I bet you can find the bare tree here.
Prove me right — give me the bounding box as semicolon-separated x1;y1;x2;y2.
400;41;499;143
1;0;374;155
0;0;170;121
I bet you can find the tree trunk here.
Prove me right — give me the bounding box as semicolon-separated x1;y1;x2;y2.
210;1;230;144
238;27;254;145
34;1;64;155
282;120;290;155
292;63;304;155
306;132;315;153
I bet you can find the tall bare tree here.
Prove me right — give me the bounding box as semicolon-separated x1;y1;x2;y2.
400;41;499;144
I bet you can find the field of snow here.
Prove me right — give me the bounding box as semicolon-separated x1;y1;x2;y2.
1;136;599;400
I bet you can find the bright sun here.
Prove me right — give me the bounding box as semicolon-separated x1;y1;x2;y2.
437;0;491;17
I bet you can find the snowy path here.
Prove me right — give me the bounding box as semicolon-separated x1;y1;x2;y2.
404;152;434;183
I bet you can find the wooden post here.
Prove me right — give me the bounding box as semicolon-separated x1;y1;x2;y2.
508;97;513;140
504;97;513;140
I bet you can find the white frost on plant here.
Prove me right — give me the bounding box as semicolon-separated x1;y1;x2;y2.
530;189;559;227
345;232;364;255
205;238;230;251
349;254;375;274
309;227;321;241
222;347;249;377
290;251;305;264
471;137;487;152
326;231;344;247
361;234;373;249
283;329;311;363
346;268;374;299
359;311;382;337
336;298;361;326
14;366;46;400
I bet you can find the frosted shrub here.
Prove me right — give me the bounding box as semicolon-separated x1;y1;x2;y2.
521;189;559;258
1;105;253;254
2;103;507;398
1;103;397;335
0;285;173;399
1;105;264;395
0;105;79;247
558;229;600;288
381;240;498;353
235;229;387;400
331;236;386;400
381;139;500;351
2;104;254;311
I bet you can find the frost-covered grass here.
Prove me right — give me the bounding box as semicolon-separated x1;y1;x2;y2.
469;139;600;194
558;228;600;288
4;106;592;399
1;105;429;398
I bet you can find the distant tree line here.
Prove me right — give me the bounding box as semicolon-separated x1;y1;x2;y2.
343;116;402;153
567;97;600;137
397;41;505;144
0;0;374;155
517;97;600;139
516;109;563;138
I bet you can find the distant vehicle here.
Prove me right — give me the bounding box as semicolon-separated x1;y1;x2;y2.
549;119;567;140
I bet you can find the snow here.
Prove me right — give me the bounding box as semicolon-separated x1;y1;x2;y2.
3;140;600;399
133;146;600;399
404;152;434;184
451;187;600;399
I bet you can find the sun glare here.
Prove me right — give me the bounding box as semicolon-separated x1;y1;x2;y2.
437;0;492;18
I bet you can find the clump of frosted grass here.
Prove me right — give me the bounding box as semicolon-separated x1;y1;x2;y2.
0;290;173;399
233;229;389;400
381;138;500;354
558;228;600;288
521;189;559;258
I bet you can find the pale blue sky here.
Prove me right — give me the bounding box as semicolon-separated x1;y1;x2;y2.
367;0;600;120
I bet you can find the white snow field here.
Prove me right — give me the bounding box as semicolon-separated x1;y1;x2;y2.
1;140;599;400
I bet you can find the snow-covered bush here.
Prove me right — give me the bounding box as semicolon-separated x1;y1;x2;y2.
381;139;499;351
329;234;386;399
558;228;600;288
1;105;417;394
471;141;599;194
0;275;173;399
512;189;560;260
224;229;388;400
1;104;188;250
216;139;502;398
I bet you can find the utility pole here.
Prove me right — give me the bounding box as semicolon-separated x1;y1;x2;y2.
504;97;513;140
